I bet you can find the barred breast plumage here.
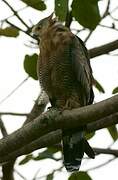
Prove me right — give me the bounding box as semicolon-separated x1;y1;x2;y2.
33;14;95;172
38;25;87;108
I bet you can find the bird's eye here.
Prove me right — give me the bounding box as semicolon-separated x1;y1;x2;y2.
37;25;41;30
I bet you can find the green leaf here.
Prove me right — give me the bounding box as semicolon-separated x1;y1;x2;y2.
69;171;92;180
93;79;105;93
55;0;68;21
107;125;118;141
33;149;55;161
71;0;101;29
21;0;46;10
46;173;54;180
47;147;60;154
19;154;33;165
85;132;95;140
0;27;19;37
112;87;118;94
23;53;38;80
33;147;60;161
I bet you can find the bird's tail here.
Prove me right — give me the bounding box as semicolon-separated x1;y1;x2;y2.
62;129;95;172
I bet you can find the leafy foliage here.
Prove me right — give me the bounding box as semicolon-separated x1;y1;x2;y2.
55;0;68;21
112;87;118;94
71;0;101;29
21;0;46;10
68;171;92;180
33;147;60;161
23;53;38;80
107;125;118;141
19;154;33;165
93;78;105;93
19;147;60;165
0;27;19;37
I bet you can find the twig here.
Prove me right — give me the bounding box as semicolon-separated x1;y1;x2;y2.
86;157;116;171
0;112;28;116
99;24;118;31
0;117;8;137
6;20;34;39
93;147;118;157
2;0;29;29
110;6;118;14
110;14;118;21
0;77;29;106
0;6;28;22
32;168;40;180
6;19;26;33
89;39;118;58
102;0;110;18
84;30;93;43
15;169;27;180
35;166;63;180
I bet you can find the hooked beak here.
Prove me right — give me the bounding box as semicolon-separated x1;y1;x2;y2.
31;26;39;40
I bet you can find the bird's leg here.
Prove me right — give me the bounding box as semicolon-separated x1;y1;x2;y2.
63;98;81;110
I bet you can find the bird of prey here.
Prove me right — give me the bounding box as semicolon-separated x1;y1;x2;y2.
32;13;95;172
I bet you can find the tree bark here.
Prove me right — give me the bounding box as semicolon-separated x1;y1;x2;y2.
0;95;117;164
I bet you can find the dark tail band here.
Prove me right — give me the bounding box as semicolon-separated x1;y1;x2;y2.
62;130;95;172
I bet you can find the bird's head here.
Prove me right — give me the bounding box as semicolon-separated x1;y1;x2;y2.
32;13;58;39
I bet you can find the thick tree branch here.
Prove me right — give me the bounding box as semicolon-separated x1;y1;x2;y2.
0;95;117;164
0;112;118;164
89;39;118;58
86;112;118;132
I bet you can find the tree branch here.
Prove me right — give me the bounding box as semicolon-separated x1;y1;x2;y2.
89;39;118;58
0;6;28;22
2;0;29;29
86;157;116;171
0;112;28;117
0;112;118;164
0;77;29;105
86;112;118;133
5;20;34;39
0;117;15;180
0;117;8;137
93;147;118;157
23;90;49;125
1;91;48;179
102;0;110;18
0;95;117;164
